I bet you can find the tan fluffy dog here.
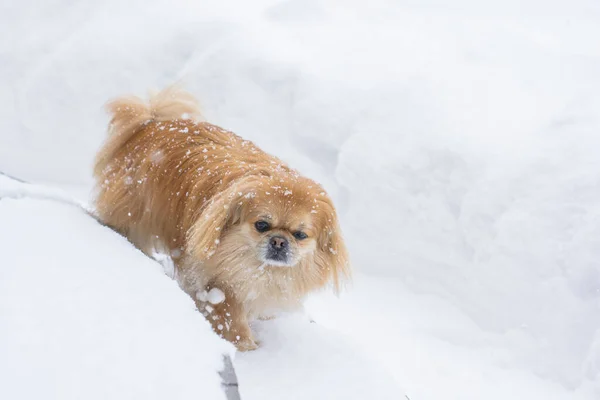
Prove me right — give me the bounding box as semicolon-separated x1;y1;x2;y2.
93;87;350;350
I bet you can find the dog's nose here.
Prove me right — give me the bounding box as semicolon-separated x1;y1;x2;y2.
269;236;288;250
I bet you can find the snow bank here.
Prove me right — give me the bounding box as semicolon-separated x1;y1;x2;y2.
0;177;232;400
308;274;598;400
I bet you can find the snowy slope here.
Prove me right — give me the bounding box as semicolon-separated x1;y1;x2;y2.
2;0;600;399
0;176;232;400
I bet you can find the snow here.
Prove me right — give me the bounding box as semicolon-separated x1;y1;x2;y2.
235;315;399;400
0;172;86;210
2;0;600;399
307;275;598;400
208;288;227;305
0;177;231;400
195;288;225;304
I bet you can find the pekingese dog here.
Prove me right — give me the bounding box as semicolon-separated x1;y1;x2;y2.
93;87;350;350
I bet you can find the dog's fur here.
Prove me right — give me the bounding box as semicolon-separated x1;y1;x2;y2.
93;87;350;350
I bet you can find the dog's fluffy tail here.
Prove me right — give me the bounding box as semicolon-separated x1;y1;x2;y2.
94;86;202;176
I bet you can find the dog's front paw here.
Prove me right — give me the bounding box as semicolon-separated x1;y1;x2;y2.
234;335;259;352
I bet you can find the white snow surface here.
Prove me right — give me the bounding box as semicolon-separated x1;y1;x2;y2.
236;315;399;400
0;177;231;400
207;288;227;305
2;0;600;399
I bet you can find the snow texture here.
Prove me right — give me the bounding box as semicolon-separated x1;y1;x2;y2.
0;177;232;400
207;288;227;305
2;0;600;399
235;315;399;400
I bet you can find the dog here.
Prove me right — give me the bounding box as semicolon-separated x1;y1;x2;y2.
93;87;350;350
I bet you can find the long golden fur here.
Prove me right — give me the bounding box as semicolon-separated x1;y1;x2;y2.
93;86;350;350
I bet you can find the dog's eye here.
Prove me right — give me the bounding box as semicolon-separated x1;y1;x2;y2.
293;231;308;240
254;220;271;232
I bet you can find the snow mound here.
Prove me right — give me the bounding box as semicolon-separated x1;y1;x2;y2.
0;177;232;400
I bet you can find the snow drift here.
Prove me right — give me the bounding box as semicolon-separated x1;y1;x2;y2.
0;175;232;400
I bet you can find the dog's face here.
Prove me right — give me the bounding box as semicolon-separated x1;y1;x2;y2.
188;174;349;291
233;199;319;268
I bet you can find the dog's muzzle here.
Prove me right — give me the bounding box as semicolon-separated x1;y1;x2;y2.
265;235;290;264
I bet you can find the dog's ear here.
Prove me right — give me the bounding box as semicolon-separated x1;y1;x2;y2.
315;199;351;294
187;176;258;262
